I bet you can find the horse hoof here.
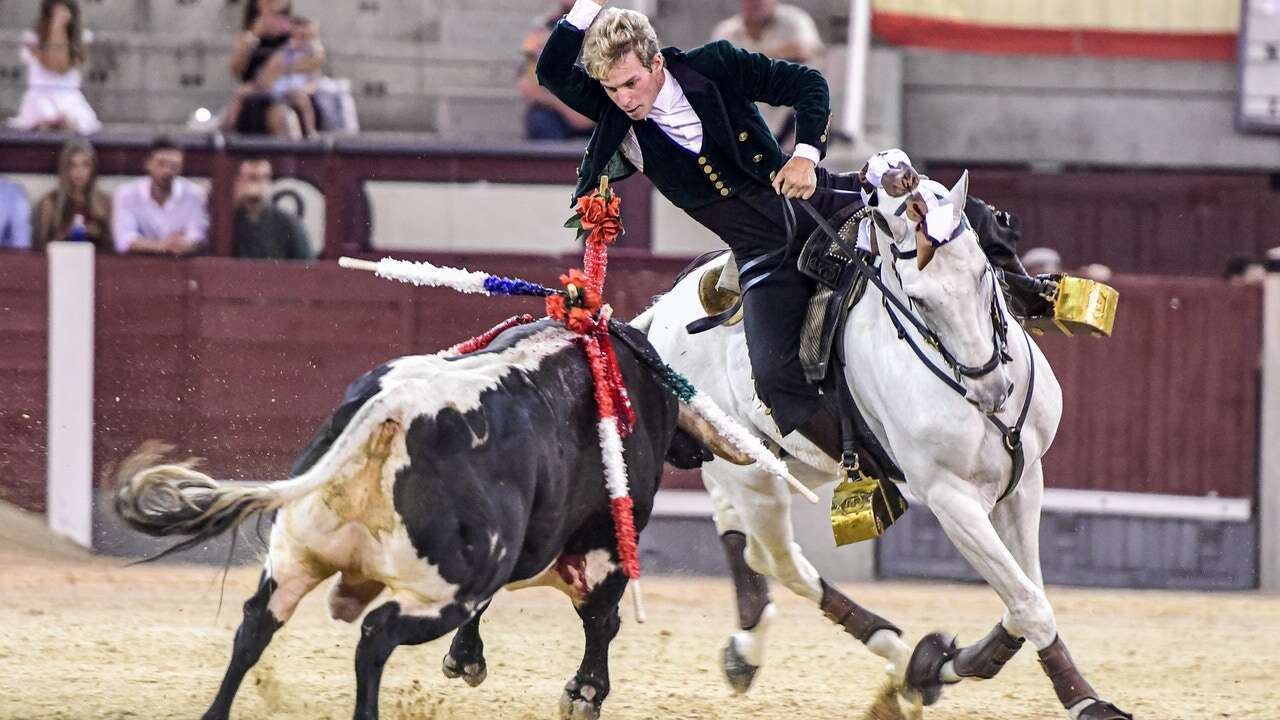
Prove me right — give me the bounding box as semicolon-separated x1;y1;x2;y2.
1077;700;1133;720
559;678;604;720
904;632;956;707
442;653;487;687
721;636;760;694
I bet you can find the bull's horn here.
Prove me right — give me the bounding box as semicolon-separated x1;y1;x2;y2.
677;405;754;466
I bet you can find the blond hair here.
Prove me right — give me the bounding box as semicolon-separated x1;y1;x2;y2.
582;8;660;79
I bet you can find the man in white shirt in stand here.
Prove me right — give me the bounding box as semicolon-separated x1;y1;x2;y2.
712;0;825;148
112;136;208;256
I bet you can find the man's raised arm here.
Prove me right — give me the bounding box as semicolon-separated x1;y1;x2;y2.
535;0;610;121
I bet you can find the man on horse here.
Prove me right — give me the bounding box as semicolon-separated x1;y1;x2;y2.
536;0;1051;464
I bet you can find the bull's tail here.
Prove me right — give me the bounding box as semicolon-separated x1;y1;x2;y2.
114;387;410;558
113;442;282;552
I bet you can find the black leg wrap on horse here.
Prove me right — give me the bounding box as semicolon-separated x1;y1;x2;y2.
953;622;1025;680
720;531;771;630
818;579;900;643
1037;635;1099;710
1077;701;1134;720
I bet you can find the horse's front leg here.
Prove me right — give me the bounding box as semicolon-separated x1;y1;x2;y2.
908;476;1130;719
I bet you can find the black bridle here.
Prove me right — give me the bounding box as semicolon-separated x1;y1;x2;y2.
795;198;1034;503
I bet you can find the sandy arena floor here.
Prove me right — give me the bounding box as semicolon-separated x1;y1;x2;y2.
0;523;1277;720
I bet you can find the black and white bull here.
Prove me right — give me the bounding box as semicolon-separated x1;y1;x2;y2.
115;320;743;720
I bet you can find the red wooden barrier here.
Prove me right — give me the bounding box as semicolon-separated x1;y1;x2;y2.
0;254;48;512
0;255;1263;514
1037;277;1262;497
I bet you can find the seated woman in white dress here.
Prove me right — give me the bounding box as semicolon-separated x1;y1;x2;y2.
8;0;102;134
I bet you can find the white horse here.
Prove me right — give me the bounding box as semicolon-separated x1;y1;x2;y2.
633;172;1130;719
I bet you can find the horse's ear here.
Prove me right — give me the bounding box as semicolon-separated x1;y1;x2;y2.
947;170;970;223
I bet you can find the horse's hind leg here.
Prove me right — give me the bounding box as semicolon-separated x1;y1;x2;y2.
202;556;326;720
706;465;774;694
442;598;491;687
911;478;1130;719
715;462;910;689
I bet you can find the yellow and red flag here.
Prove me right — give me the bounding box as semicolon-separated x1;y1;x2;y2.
872;0;1239;61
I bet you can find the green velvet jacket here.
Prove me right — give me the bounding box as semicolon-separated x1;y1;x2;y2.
536;19;832;207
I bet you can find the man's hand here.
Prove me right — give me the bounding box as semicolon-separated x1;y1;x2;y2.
162;232;195;255
771;156;816;200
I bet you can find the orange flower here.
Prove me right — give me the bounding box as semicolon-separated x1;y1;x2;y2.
575;193;622;246
545;292;566;320
559;268;601;311
567;307;596;333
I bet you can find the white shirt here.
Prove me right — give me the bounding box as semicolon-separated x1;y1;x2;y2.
564;0;820;169
710;5;825;135
111;176;209;253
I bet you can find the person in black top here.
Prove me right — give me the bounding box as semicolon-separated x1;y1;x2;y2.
231;159;314;260
223;0;325;138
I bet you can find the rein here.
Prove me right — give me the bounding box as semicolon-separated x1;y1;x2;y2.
795;198;1033;503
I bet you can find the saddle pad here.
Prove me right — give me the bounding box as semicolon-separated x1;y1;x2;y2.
799;257;868;384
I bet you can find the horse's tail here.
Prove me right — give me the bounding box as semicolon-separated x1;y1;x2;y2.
114;389;406;559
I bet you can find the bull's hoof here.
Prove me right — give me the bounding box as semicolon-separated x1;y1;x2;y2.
559;678;605;720
1077;700;1133;720
904;632;956;707
441;653;487;687
721;636;760;694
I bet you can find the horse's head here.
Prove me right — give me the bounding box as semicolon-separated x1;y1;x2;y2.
870;171;1013;415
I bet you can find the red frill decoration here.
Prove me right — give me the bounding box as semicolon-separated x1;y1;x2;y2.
583;335;616;418
596;329;635;437
609;495;640;579
448;313;537;355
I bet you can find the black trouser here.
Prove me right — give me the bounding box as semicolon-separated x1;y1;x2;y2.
686;182;863;435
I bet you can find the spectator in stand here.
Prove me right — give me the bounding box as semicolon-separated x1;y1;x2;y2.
518;1;595;140
0;177;33;250
231;158;314;260
33;138;112;253
111;137;208;256
711;0;824;148
8;0;101;134
224;0;326;139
